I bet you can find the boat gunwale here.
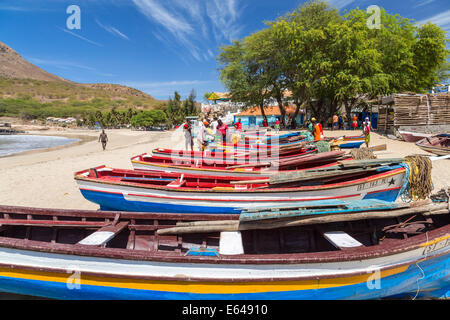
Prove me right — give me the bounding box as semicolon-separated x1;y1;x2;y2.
0;223;447;280
130;158;343;176
74;166;406;194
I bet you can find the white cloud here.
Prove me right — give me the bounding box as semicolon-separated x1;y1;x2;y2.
96;19;129;40
414;0;435;8
28;57;115;77
59;27;103;47
416;10;450;31
131;0;243;61
327;0;355;9
124;80;211;88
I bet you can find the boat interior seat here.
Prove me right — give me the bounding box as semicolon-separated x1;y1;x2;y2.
167;174;186;187
77;221;129;247
322;231;364;250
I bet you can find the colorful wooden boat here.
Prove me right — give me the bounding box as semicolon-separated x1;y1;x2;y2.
416;134;450;156
398;130;433;143
130;151;349;177
241;131;303;143
151;146;317;162
0;203;447;300
327;136;366;149
211;137;307;152
74;164;407;214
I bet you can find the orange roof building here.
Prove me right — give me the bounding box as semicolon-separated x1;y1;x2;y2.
234;105;304;127
236;105;300;117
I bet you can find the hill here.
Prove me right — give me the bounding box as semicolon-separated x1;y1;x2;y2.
0;41;166;120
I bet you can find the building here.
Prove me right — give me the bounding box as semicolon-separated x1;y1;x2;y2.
234;105;304;128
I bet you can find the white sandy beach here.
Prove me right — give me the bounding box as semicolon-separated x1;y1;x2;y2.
0;126;448;210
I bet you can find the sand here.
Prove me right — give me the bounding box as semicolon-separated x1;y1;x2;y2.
0;126;186;210
0;126;448;210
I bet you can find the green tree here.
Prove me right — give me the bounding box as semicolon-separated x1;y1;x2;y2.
203;92;212;103
130;110;168;128
219;40;272;119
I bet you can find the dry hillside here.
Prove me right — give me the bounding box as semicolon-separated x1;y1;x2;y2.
0;41;162;105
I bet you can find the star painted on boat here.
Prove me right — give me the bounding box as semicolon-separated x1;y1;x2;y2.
388;178;396;186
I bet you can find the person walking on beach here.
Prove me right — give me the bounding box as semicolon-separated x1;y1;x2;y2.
351;115;358;130
211;117;218;135
262;117;268;128
98;129;108;151
363;117;372;148
217;119;228;143
332;114;338;131
235;118;242;132
274;118;280;134
311;118;321;141
197;120;211;152
183;119;194;151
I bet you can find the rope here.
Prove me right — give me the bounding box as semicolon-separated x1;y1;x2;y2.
412;232;428;300
299;131;314;142
313;140;331;153
399;155;433;202
399;162;412;202
350;148;377;160
406;156;433;201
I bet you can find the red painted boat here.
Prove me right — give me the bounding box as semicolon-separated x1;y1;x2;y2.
131;151;350;177
0;203;447;299
74;163;407;214
151;146;316;160
398;130;433;143
416;134;450;156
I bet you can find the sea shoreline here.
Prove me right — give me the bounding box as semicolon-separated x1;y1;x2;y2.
0;133;96;159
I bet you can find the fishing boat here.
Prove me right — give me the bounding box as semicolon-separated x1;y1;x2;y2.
0;202;447;300
130;151;349;177
327;136;366;149
74;162;407;214
212;137;307;152
240;131;303;143
398;130;433;143
152;144;316;161
416;134;450;156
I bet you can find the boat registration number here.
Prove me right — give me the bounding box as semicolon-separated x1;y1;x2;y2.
357;178;388;192
422;237;450;256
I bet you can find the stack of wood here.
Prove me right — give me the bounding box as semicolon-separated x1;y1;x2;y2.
392;93;450;127
378;106;395;132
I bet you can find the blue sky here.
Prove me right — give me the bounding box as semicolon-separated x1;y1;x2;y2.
0;0;448;101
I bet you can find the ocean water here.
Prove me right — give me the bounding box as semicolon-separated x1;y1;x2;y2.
0;135;80;157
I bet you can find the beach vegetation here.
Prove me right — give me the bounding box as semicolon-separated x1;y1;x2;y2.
218;0;448;128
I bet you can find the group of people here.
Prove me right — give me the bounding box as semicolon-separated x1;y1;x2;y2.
308;116;372;147
330;114;344;131
96;114;373;153
183;117;230;152
328;114;365;131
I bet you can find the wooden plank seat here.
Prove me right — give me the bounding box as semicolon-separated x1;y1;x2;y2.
322;231;364;250
78;221;129;246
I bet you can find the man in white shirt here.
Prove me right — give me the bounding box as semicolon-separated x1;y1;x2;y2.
210;117;218;135
197;121;209;151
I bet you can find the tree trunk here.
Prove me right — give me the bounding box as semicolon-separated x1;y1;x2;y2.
291;98;302;129
274;87;286;128
259;99;266;119
344;99;356;128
